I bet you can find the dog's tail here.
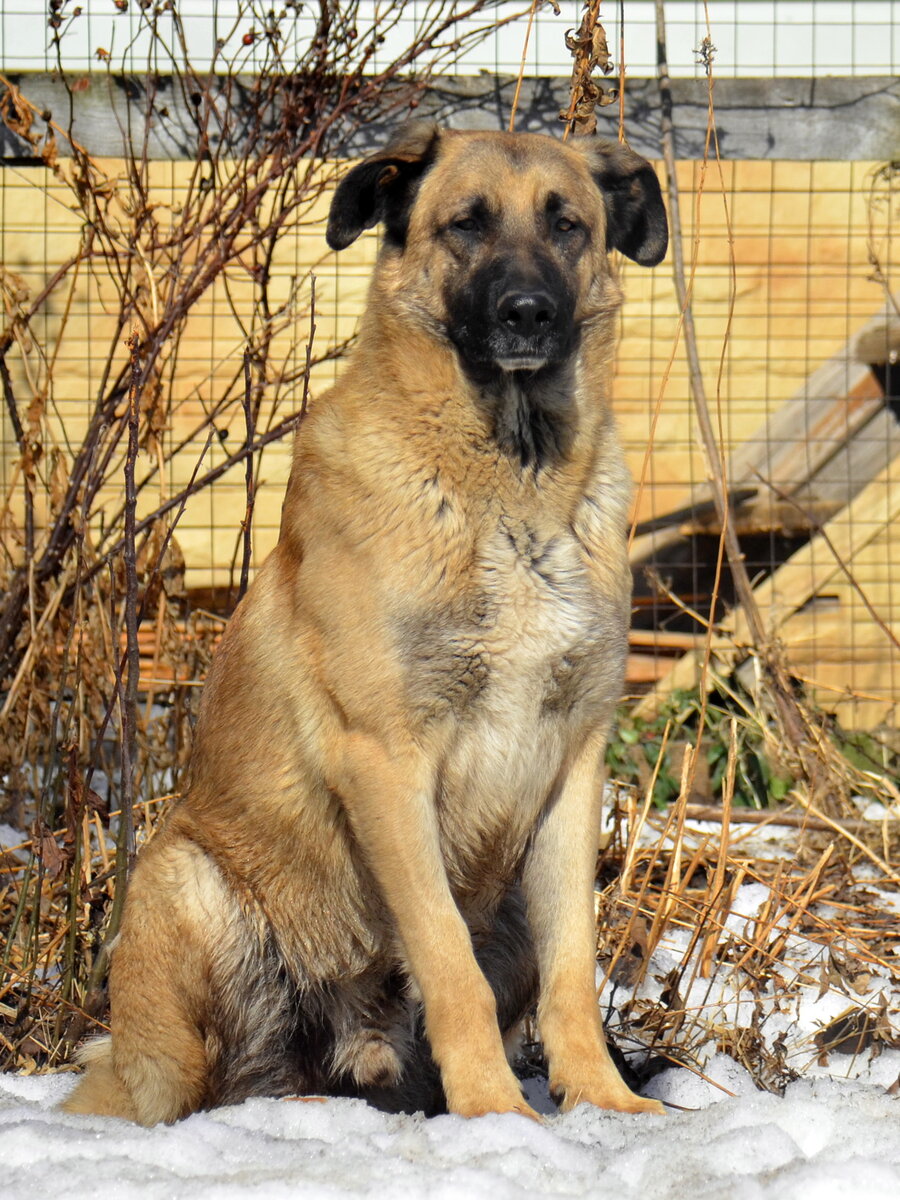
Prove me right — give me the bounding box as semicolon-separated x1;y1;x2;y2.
61;1036;139;1122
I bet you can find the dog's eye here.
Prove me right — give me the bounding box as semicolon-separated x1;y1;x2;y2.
452;217;479;233
555;217;578;234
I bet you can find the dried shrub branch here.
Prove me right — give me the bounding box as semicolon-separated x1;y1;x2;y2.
561;0;616;140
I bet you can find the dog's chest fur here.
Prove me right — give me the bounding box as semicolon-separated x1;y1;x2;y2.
393;479;628;896
399;513;618;719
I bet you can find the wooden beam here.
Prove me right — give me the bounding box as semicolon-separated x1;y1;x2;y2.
2;73;899;163
630;303;897;561
793;407;900;519
729;464;900;641
635;461;900;719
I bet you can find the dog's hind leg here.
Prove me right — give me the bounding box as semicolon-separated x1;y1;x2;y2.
63;833;240;1125
473;886;538;1044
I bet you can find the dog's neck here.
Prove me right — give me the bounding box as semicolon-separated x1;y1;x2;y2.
466;362;577;470
352;305;616;473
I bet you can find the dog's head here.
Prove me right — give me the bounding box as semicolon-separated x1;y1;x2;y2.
327;121;667;378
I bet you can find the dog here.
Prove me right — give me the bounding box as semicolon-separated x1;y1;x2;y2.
63;121;667;1125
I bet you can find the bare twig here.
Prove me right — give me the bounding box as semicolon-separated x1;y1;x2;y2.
509;0;543;132
106;332;142;945
238;349;256;603
299;275;318;425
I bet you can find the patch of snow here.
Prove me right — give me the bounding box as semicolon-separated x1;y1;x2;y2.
5;1072;899;1199
0;823;28;858
645;1052;759;1107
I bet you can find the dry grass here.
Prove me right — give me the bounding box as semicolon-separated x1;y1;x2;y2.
593;728;900;1096
4;703;899;1087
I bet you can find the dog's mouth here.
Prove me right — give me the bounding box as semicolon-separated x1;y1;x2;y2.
496;355;549;372
486;329;562;372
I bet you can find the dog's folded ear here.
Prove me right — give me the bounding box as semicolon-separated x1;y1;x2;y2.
581;139;669;267
326;120;441;251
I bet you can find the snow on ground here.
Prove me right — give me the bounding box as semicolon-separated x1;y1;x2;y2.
3;1067;900;1199
603;809;900;1098
608;876;900;1094
4;809;899;1196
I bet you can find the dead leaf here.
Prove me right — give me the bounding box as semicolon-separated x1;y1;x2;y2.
33;820;66;880
849;971;874;996
49;449;69;512
610;913;650;989
0;83;36;143
85;787;108;818
814;1007;878;1057
592;24;612;74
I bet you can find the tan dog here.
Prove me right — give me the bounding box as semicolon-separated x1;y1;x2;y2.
64;122;667;1125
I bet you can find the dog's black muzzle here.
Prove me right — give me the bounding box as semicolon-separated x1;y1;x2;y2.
445;257;577;376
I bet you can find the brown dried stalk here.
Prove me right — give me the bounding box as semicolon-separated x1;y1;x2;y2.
237;350;257;605
106;331;142;950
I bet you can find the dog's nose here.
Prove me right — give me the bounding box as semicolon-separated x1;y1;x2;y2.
496;291;558;338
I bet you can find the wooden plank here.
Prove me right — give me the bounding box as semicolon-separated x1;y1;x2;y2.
731;463;900;639
630;304;895;561
726;365;884;502
625;653;673;686
794;407;900;516
854;317;900;364
775;611;896;666
629;629;707;652
2;74;899;163
637;462;900;724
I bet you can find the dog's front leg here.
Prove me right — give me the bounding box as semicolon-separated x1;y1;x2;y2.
523;731;664;1116
337;732;539;1121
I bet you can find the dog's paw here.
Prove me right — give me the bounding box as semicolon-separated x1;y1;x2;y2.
510;1100;544;1123
446;1075;543;1122
550;1078;664;1116
454;1095;543;1123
